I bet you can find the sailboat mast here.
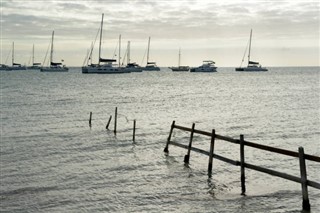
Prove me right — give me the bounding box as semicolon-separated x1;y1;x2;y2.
248;29;252;66
119;34;121;67
32;44;35;65
147;36;150;63
98;13;104;65
178;48;181;67
50;31;54;65
12;42;14;66
127;41;130;65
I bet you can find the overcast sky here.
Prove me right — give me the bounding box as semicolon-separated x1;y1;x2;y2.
1;0;319;67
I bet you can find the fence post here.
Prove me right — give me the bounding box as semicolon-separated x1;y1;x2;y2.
114;107;117;135
89;112;92;127
208;129;215;176
106;115;112;129
299;147;310;211
164;120;175;153
184;123;195;164
240;134;246;195
133;119;136;142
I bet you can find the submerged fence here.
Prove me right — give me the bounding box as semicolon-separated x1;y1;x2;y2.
164;121;320;211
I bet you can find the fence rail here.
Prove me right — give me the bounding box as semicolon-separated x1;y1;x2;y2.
164;121;320;211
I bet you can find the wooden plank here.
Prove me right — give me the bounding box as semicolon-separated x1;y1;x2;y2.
240;135;246;195
212;153;240;166
184;123;195;164
208;129;215;174
307;180;320;189
164;121;175;153
245;163;302;183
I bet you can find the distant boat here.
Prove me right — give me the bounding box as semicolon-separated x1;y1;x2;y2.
41;31;68;72
7;42;27;71
142;37;160;71
235;29;268;72
0;64;9;71
27;44;41;70
123;41;142;72
190;60;217;72
82;14;127;74
169;48;189;72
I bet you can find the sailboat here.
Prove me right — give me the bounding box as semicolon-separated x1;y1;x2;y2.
142;37;160;71
40;31;68;72
82;14;126;74
235;29;268;71
169;48;189;71
123;41;142;72
7;42;26;71
27;44;41;69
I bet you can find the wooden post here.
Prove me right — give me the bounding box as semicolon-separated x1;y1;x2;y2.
208;129;215;176
89;112;92;127
106;115;112;129
164;120;175;153
240;134;246;195
114;107;117;135
299;147;310;211
184;123;195;164
133;119;136;142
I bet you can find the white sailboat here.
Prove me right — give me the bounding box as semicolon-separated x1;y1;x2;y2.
190;60;217;72
27;44;41;69
142;37;160;71
169;48;189;71
7;42;27;71
123;41;142;72
235;29;268;72
41;31;68;72
82;14;126;74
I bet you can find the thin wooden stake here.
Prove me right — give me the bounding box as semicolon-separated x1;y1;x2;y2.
106;115;112;129
164;120;175;153
299;147;310;211
89;112;92;127
184;123;195;164
208;129;215;176
114;107;117;135
240;134;246;195
133;119;136;142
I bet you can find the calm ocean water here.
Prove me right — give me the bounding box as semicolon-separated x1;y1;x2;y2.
1;67;319;212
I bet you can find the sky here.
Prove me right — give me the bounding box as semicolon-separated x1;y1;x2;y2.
0;0;319;67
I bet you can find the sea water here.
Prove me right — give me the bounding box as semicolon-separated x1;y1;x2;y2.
1;67;319;212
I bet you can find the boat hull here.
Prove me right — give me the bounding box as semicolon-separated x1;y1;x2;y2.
7;66;27;71
82;66;127;74
169;66;190;72
40;67;68;72
142;66;160;71
190;67;217;72
235;67;268;71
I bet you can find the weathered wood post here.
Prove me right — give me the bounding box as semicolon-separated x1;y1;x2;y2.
208;129;215;176
298;147;310;211
164;120;175;153
89;112;92;127
133;119;136;142
184;123;195;164
240;134;246;195
114;107;117;135
106;115;112;129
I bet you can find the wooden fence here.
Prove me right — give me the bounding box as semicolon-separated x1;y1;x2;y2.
163;121;320;211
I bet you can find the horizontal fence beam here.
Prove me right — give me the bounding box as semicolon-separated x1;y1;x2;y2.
172;124;320;163
169;140;320;190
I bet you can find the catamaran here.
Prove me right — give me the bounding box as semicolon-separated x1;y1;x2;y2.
169;48;189;71
123;41;142;72
7;42;26;71
235;29;268;71
190;60;217;72
82;14;126;74
41;31;68;72
142;37;160;71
